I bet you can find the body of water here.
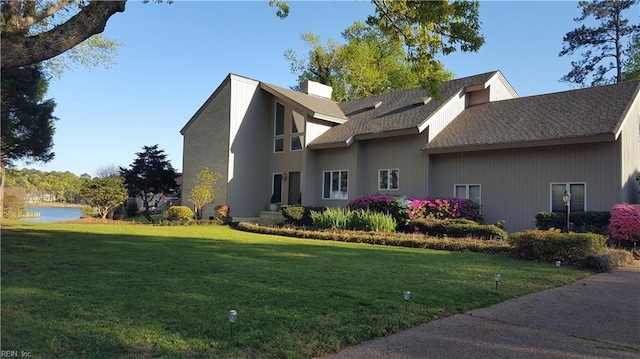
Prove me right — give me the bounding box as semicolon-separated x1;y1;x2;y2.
24;207;83;223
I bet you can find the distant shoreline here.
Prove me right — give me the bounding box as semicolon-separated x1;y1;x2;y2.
25;202;86;208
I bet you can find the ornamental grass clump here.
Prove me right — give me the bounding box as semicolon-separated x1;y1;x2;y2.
311;207;396;232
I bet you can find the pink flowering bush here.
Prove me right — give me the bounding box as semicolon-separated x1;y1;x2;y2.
349;194;482;225
609;204;640;242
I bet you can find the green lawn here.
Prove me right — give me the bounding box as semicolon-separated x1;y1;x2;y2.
1;222;590;359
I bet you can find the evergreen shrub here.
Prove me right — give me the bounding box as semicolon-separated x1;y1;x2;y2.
509;229;606;262
163;206;194;222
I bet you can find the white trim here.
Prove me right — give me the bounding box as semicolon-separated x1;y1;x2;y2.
453;184;481;205
378;168;400;191
322;170;349;200
549;182;587;212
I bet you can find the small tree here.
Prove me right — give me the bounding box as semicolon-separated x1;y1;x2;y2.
80;177;128;221
188;167;221;220
120;145;178;222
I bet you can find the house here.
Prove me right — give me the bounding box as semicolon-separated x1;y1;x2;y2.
180;71;640;232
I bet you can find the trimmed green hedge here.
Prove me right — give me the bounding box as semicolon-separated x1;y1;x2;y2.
162;206;194;221
509;229;606;262
535;211;610;233
400;218;508;241
236;222;512;254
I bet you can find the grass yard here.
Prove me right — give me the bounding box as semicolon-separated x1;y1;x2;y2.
1;222;590;359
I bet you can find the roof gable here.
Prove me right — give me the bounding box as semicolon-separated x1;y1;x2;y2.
308;71;501;148
424;80;640;153
259;82;348;123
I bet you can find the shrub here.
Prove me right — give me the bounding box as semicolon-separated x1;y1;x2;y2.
236;222;512;254
535;211;610;233
215;204;230;223
280;205;323;227
509;229;607;262
311;207;396;232
578;249;634;272
401;218;508;241
162;206;194;221
609;204;640;242
3;193;24;219
349;194;483;224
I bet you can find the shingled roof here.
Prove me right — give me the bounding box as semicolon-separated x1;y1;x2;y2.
307;71;500;148
423;80;640;153
260;82;348;123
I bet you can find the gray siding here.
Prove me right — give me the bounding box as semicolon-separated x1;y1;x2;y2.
358;132;430;197
227;76;271;218
311;146;358;207
619;96;640;204
429;142;621;232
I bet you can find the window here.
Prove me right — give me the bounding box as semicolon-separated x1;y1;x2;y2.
378;169;399;190
291;110;305;151
274;102;285;153
551;183;585;212
454;184;481;204
323;171;348;199
291;136;304;151
272;173;283;203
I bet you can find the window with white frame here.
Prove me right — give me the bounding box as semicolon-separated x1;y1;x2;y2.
551;183;586;212
274;102;285;153
454;184;481;204
323;170;348;199
378;169;399;190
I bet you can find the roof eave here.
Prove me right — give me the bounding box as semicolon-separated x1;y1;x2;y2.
422;134;616;154
313;112;349;124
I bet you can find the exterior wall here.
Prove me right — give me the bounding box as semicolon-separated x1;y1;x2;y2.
428;142;622;232
182;78;232;219
310;146;358;207
357;132;430;197
619;94;640;204
227;76;271;219
422;91;465;140
488;74;518;101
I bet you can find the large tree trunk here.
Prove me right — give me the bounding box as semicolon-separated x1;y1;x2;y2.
1;1;127;70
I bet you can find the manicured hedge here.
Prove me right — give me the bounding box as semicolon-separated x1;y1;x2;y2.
509;229;606;262
535;211;610;233
236;222;512;254
162;206;194;221
400;218;508;241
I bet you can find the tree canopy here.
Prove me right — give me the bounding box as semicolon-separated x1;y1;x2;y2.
559;0;639;86
287;21;441;101
188;167;221;220
80;177;128;221
120;144;178;222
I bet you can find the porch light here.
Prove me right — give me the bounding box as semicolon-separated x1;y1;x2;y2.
562;190;571;233
494;273;501;290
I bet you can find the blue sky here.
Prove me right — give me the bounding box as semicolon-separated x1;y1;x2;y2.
15;0;636;176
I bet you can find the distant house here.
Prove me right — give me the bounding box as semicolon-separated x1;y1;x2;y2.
180;71;640;232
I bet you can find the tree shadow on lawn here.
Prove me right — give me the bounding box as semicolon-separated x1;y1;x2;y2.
1;225;590;358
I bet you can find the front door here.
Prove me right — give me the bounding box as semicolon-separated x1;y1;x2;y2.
288;172;301;205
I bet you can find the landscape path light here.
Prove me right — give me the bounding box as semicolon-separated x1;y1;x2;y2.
403;290;411;309
494;273;501;290
556;260;562;269
228;310;237;341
